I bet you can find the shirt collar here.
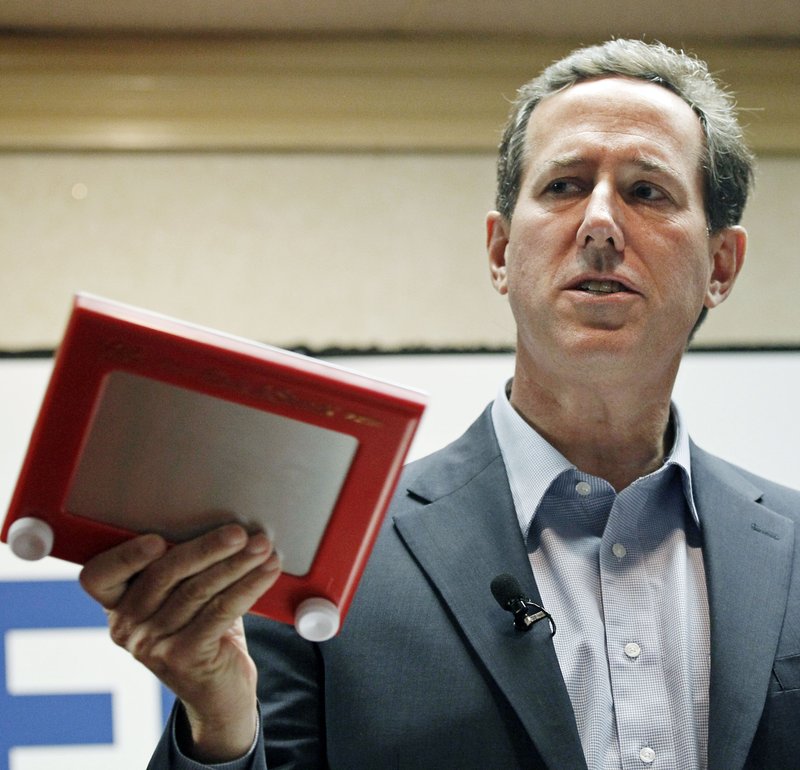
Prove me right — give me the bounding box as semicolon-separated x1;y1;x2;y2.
491;380;699;538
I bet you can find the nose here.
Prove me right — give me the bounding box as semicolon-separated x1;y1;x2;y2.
575;183;625;252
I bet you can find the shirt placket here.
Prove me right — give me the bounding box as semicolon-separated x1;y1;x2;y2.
600;484;676;770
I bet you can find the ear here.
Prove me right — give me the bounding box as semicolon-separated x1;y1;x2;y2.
704;225;747;309
486;211;510;295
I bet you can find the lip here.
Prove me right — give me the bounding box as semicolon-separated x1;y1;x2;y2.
563;273;642;296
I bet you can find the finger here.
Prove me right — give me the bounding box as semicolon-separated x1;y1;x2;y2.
80;533;168;609
113;524;256;623
124;553;282;673
172;553;283;651
145;531;279;636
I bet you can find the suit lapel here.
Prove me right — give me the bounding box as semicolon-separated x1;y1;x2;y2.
394;409;588;770
692;447;795;770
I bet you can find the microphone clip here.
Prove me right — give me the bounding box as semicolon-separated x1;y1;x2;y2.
507;597;556;636
491;573;557;637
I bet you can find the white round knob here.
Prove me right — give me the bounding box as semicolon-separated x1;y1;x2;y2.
294;597;340;642
8;517;54;561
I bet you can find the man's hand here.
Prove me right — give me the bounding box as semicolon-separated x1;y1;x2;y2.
79;524;282;763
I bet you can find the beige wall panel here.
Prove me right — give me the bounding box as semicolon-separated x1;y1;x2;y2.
0;152;504;350
700;155;800;345
0;36;798;153
1;35;797;349
1;151;798;351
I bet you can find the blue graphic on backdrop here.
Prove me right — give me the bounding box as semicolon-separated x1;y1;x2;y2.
0;580;174;770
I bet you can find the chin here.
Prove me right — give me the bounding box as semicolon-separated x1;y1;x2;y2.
558;331;659;370
562;326;639;353
571;328;688;373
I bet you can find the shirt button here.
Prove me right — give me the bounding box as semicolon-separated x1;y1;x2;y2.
639;746;656;764
624;642;641;659
612;543;627;558
575;481;592;496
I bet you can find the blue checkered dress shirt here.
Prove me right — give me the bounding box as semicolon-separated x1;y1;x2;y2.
492;386;709;770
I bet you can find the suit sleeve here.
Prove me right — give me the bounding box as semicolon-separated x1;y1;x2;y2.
145;700;267;770
245;613;328;769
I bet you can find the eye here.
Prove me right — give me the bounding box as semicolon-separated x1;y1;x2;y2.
545;179;583;196
632;182;667;202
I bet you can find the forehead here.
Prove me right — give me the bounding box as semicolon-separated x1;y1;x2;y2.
524;76;706;172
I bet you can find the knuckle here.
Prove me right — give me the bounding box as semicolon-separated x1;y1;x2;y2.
205;590;239;621
131;635;184;680
127;630;156;663
115;539;141;564
174;575;213;607
135;560;178;598
78;566;98;596
107;614;133;649
127;625;165;661
103;605;189;685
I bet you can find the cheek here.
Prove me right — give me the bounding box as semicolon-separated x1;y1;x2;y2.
504;252;547;307
504;222;563;279
658;247;714;321
644;223;712;287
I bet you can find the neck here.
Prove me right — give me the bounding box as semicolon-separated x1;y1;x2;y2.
509;359;678;492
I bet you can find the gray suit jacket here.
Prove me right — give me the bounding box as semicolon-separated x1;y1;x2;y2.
150;406;800;769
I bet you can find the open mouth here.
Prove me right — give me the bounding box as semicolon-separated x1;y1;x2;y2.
575;280;630;295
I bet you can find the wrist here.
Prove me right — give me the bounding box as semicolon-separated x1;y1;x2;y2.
179;699;259;764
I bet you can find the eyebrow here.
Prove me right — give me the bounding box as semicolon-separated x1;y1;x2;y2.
541;153;678;178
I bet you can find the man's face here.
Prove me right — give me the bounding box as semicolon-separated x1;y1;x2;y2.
487;76;745;383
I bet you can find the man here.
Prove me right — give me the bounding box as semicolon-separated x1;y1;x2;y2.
80;39;800;769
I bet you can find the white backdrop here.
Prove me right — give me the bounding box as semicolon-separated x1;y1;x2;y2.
1;351;798;769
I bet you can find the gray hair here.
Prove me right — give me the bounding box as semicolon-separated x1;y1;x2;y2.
495;39;755;233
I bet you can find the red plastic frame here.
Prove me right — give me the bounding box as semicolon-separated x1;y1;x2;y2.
1;294;426;629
